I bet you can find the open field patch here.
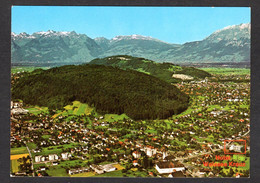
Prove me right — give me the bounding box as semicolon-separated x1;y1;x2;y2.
94;170;125;177
53;101;94;118
11;147;28;155
26;106;48;115
46;166;68;177
70;172;96;177
200;68;250;75
113;163;125;170
11;159;20;173
11;153;29;160
33;143;78;156
27;142;37;150
104;113;129;122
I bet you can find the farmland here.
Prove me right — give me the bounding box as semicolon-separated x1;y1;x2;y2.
11;159;20;173
11;147;28;155
200;68;250;76
11;154;29;160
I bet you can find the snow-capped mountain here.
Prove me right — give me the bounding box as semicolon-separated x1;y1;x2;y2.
12;30;102;64
111;34;169;43
206;23;250;44
11;23;250;65
160;23;250;63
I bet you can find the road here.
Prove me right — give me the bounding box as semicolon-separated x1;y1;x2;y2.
174;149;221;161
25;143;34;177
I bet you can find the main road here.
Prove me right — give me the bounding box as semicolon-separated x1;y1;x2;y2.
25;142;34;177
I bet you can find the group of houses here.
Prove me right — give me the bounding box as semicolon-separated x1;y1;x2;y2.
34;152;71;163
90;164;117;174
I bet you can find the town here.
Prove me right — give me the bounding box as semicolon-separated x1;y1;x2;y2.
10;69;250;178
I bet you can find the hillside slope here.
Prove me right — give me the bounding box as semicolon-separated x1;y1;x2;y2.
89;55;212;83
12;64;189;120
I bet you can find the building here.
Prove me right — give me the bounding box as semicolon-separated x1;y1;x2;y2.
68;167;89;175
155;161;185;174
132;151;141;159
102;164;116;172
90;165;104;174
133;160;139;166
229;145;243;152
144;146;157;157
61;152;71;160
48;154;59;161
35;155;42;163
41;156;45;162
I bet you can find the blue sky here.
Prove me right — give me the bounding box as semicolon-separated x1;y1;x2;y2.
12;6;250;44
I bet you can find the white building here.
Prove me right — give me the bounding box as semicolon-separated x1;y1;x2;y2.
144;146;157;157
132;151;141;159
61;152;71;160
48;154;59;161
41;156;45;162
102;164;116;172
155;161;185;174
35;155;42;163
90;165;104;174
229;145;243;152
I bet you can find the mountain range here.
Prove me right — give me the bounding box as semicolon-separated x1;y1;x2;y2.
11;23;250;65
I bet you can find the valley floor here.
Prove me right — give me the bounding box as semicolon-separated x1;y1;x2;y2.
10;67;250;178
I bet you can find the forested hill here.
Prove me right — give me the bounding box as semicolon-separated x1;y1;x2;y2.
12;64;189;120
89;55;212;83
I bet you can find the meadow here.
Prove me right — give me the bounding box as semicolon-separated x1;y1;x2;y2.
11;146;28;155
200;67;250;75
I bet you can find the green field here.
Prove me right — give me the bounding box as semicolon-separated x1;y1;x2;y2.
104;113;129;122
11;159;20;173
27;142;37;150
33;143;78;157
11;147;28;155
26;106;49;115
94;170;125;177
94;169;148;177
33;163;46;170
53;101;94;118
70;172;95;177
11;66;50;74
58;159;84;167
200;68;250;75
46;166;68;177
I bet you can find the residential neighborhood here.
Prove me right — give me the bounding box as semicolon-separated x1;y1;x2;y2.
10;70;250;178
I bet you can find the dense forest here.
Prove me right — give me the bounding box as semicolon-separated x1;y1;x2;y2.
12;64;189;120
89;55;212;83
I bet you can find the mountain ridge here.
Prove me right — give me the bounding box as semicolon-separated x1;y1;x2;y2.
11;23;250;65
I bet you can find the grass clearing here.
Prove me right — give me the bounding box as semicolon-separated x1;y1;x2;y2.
94;170;125;177
70;172;96;177
33;143;78;156
26;106;49;115
113;163;125;170
11;147;28;155
46;166;68;177
53;101;94;118
104;113;129;122
200;68;250;76
27;142;37;150
11;159;20;173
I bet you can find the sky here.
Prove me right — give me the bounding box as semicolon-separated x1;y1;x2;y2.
12;6;250;44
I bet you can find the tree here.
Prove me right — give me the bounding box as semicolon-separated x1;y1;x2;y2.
18;156;32;173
